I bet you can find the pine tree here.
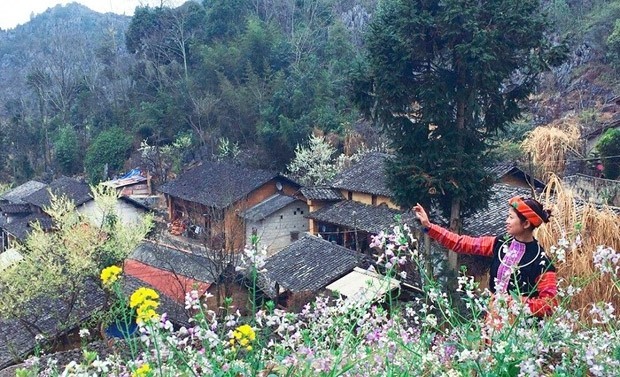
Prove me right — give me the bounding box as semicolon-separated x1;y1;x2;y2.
354;0;565;254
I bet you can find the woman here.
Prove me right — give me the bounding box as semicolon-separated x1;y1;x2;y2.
413;196;558;317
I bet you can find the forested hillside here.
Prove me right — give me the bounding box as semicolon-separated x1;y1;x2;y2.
0;0;618;190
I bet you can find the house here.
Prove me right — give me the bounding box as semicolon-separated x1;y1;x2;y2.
259;235;362;309
101;169;151;197
240;193;309;256
125;241;216;303
307;200;414;252
0;180;47;205
22;176;93;213
0;177;149;254
0;279;106;371
158;161;302;252
486;162;545;191
124;241;249;313
329;152;398;209
0;177;89;252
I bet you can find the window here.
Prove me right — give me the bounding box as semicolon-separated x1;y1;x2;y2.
348;191;353;200
372;195;377;206
290;231;300;241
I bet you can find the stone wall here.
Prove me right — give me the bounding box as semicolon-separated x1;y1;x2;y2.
564;174;620;206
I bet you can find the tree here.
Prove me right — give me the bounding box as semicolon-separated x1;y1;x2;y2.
54;125;80;175
287;133;338;186
354;0;564;269
0;186;152;330
84;127;133;183
596;128;620;180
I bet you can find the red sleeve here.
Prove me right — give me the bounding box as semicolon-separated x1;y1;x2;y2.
426;224;495;257
525;271;558;317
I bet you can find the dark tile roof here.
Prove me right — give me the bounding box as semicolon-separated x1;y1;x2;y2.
0;204;31;214
329;152;394;197
0;279;106;371
485;162;545;189
121;276;191;327
1;214;54;241
306;200;414;234
158;161;296;209
129;242;218;283
462;184;532;237
22;177;92;209
300;186;343;201
0;181;47;204
240;194;299;222
261;235;359;293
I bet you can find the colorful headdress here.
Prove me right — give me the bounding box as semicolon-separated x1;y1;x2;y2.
508;196;546;228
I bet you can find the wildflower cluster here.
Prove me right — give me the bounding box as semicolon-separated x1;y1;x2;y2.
17;228;620;377
100;265;122;287
229;324;256;351
130;287;160;325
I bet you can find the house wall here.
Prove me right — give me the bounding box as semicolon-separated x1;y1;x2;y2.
168;178;303;252
340;190;399;209
500;175;535;189
78;199;147;226
245;200;309;256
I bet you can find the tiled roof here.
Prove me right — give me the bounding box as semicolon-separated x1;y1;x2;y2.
0;181;46;204
158;161;295;209
23;177;92;209
306;200;414;234
261;235;359;293
0;204;31;214
240;194;299;222
129;242;219;283
329;152;394;197
300;187;343;201
485;162;545;189
0;279;106;371
1;214;54;241
462;184;532;236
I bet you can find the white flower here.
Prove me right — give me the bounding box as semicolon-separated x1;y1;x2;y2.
78;328;90;339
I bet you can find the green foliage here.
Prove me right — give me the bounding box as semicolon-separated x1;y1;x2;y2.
54;126;80;175
355;0;558;218
84;128;133;183
0;187;152;321
596;128;620;179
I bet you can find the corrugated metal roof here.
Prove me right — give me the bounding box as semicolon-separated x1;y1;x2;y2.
326;267;400;303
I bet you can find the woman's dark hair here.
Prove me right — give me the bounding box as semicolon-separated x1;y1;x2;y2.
514;197;552;224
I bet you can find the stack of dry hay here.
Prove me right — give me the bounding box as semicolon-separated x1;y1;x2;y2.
536;175;620;323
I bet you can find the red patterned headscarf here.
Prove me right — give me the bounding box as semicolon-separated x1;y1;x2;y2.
508;196;549;228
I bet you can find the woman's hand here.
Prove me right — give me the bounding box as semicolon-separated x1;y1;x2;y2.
413;203;431;228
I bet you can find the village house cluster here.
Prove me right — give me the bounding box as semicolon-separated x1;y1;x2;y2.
1;152;620;370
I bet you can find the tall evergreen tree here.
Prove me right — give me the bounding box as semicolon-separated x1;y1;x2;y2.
354;0;565;261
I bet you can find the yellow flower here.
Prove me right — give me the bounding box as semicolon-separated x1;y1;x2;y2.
100;265;122;286
230;324;256;351
132;363;151;377
136;305;159;325
130;287;159;308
